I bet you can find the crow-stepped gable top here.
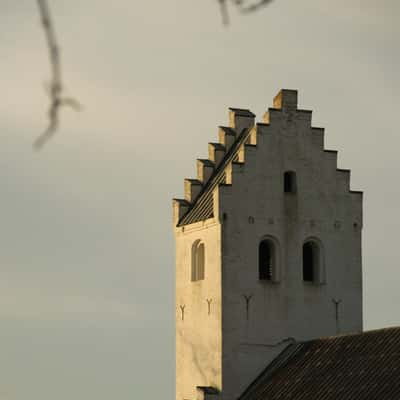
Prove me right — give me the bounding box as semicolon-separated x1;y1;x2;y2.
173;89;361;227
174;88;363;400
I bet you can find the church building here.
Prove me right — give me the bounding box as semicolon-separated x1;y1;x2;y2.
173;90;398;400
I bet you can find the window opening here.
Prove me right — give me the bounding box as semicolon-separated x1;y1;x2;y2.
303;241;318;282
192;241;205;281
284;171;297;193
259;240;274;281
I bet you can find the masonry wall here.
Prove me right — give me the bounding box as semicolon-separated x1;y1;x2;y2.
173;90;363;400
218;100;363;399
175;219;223;400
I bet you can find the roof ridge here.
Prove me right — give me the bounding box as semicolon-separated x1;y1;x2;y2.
305;326;400;343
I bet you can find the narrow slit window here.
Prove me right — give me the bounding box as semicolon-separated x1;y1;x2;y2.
259;240;274;281
284;171;297;193
303;241;320;282
192;241;205;282
196;243;205;280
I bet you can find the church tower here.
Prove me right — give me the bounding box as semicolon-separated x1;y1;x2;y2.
173;89;363;400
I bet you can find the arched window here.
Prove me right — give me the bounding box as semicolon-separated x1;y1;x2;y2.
259;239;276;281
284;171;297;193
303;240;324;283
191;240;205;281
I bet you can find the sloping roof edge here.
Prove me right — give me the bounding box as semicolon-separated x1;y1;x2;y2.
177;127;253;226
238;343;304;400
237;327;400;400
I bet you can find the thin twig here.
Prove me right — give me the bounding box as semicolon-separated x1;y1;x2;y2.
218;0;275;25
237;0;275;13
219;0;230;25
34;0;81;150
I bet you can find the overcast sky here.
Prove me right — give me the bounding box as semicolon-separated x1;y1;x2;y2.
0;1;399;399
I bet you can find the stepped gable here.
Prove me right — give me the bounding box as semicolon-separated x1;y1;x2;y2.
238;327;400;400
174;89;362;227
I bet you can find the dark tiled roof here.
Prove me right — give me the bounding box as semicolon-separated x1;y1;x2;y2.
178;128;252;226
239;327;400;400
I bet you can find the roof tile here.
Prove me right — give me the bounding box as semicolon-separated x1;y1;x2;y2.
238;327;400;400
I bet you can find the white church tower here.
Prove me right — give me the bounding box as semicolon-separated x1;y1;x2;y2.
173;89;363;400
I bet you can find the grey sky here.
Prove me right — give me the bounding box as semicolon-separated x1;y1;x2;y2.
0;1;399;399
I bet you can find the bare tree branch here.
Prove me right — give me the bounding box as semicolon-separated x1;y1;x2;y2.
218;0;275;25
219;0;230;25
34;0;81;150
237;0;275;13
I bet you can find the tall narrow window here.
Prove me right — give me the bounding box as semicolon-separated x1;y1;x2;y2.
192;240;205;281
284;171;297;193
259;240;274;281
303;242;314;281
303;241;321;282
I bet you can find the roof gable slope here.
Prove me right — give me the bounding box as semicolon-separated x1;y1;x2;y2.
238;327;400;400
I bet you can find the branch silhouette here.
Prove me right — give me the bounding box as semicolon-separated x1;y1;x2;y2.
34;0;81;150
219;0;275;24
34;0;269;148
237;0;275;13
219;0;230;25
